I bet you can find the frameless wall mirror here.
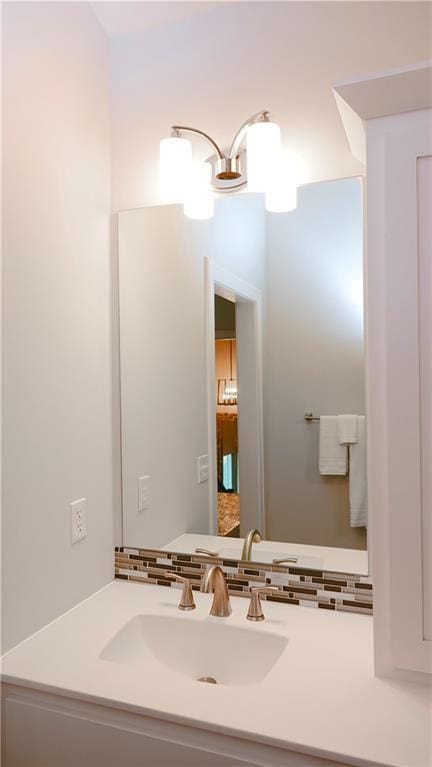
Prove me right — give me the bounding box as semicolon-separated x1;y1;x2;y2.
118;177;367;574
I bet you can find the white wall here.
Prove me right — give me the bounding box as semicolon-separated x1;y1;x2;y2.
2;2;113;651
119;195;265;549
264;178;366;549
109;1;431;212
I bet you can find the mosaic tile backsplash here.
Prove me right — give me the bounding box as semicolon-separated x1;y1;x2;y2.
115;548;373;615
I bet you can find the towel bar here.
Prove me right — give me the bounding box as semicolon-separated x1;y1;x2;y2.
304;412;320;422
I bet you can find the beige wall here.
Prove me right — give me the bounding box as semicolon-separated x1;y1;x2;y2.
2;2;113;651
264;178;366;549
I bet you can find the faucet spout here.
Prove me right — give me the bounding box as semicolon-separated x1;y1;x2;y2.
241;529;263;561
200;565;232;617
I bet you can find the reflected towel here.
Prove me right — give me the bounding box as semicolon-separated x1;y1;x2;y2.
319;416;347;475
349;416;367;527
338;414;358;445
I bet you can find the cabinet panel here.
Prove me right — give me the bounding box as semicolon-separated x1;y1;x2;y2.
4;699;253;767
2;689;342;767
385;114;432;673
367;108;432;676
417;155;432;643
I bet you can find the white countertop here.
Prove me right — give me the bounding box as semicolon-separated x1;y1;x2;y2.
1;580;430;767
165;533;369;574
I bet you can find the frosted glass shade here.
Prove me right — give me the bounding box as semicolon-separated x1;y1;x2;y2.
246;121;281;192
183;163;214;220
265;152;298;213
159;136;192;203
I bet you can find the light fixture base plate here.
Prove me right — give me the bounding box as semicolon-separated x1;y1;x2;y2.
207;149;248;193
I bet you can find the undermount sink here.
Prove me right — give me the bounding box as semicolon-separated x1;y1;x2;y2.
218;548;323;569
100;614;288;687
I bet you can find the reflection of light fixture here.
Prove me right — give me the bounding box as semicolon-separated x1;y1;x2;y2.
265;151;297;213
218;379;238;406
159;111;298;218
183;162;214;220
217;340;238;406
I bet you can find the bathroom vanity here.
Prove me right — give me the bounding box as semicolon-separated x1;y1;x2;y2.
2;580;430;767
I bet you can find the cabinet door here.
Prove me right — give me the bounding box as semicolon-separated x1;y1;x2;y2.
2;689;342;767
3;698;249;767
369;108;432;675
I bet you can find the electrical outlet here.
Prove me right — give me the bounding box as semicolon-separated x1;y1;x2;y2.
138;475;149;511
70;498;87;544
197;455;209;484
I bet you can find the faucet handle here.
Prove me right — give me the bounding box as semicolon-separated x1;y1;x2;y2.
195;548;219;557
246;587;280;621
165;573;196;611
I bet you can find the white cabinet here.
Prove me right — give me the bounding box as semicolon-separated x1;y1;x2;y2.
335;62;432;679
367;107;432;678
1;684;347;767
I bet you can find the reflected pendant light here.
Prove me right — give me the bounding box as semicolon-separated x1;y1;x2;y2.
218;340;238;406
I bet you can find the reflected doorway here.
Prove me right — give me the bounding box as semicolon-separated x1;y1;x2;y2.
214;295;240;537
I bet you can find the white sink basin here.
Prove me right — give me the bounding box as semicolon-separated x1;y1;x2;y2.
218;548;323;569
100;614;287;687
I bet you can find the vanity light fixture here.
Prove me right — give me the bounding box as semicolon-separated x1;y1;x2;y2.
159;110;298;218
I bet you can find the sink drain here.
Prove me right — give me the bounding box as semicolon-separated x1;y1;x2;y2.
197;676;217;684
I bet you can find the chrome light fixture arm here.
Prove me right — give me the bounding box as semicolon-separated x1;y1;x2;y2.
171;110;271;185
228;110;270;159
170;125;224;160
161;108;296;212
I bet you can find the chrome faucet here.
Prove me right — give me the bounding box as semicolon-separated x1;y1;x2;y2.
200;565;232;617
241;529;263;561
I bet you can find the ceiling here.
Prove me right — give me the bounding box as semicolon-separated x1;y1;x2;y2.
91;1;226;38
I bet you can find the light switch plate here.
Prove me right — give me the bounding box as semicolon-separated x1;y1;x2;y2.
138;475;149;511
197;455;209;484
70;498;87;544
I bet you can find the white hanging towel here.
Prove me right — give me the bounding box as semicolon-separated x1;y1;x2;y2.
338;414;358;445
349;416;367;527
319;416;347;475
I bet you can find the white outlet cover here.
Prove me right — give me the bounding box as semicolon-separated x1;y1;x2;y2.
70;497;87;544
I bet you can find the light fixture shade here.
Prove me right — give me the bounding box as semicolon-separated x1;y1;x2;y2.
159;136;192;203
265;151;298;213
183;162;214;220
246;121;281;192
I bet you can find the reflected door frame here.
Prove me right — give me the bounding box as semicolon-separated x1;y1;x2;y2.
205;259;265;537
